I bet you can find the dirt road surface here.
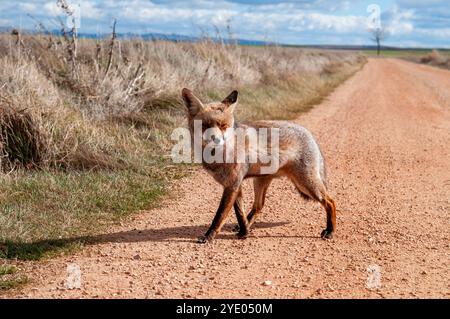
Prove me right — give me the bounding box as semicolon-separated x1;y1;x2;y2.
4;59;450;298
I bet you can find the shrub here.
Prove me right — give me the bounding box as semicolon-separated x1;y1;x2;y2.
0;97;43;170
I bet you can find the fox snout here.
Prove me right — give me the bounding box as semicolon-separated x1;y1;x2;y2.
204;127;227;146
210;134;224;145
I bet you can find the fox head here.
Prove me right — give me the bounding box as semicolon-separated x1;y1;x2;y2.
181;88;238;146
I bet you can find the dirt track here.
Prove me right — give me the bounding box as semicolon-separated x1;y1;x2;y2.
5;58;450;298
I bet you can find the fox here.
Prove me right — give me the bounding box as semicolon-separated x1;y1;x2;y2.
181;88;336;243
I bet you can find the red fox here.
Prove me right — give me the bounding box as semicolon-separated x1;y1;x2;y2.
181;88;336;243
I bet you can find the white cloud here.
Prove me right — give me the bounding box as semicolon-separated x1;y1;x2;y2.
396;0;447;8
306;13;365;33
43;1;62;17
384;5;415;35
0;19;12;26
19;3;37;12
418;28;450;39
79;0;103;19
43;1;102;19
0;0;449;48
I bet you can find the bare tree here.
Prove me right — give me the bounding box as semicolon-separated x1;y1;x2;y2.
370;27;388;56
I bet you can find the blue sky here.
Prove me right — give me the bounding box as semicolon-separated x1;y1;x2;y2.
0;0;449;48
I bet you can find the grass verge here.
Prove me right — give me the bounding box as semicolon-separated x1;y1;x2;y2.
0;170;166;260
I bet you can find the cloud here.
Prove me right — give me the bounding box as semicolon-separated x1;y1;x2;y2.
19;3;38;12
0;19;12;26
418;28;450;39
43;1;61;17
396;0;447;7
0;0;448;48
383;4;414;35
42;0;103;19
305;13;365;33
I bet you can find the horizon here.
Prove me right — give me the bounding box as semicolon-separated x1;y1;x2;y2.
0;0;449;49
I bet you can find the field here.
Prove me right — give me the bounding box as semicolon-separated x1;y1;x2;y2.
363;49;450;69
0;31;365;289
363;49;434;57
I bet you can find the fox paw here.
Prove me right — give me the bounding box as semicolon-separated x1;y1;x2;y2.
321;229;334;240
197;235;213;244
237;230;249;240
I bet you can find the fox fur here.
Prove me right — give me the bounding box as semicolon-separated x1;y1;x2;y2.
181;88;336;243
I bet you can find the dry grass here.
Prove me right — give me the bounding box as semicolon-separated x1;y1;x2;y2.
419;49;446;64
0;29;365;266
400;49;450;70
0;32;365;170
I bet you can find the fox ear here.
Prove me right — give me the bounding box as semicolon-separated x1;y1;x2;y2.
182;88;204;116
222;90;238;112
222;90;238;106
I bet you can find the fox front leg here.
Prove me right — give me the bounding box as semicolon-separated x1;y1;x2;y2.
233;187;249;239
198;187;239;244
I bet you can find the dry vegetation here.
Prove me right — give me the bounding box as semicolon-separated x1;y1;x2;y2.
404;49;450;70
0;23;365;275
418;50;450;69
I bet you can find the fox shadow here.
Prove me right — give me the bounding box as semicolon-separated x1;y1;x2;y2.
87;221;291;243
1;221;290;260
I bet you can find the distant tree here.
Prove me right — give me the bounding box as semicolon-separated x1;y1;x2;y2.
370;27;388;56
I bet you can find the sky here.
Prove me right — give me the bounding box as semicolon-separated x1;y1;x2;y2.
0;0;449;48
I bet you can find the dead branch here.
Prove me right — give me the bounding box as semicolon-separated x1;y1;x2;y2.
102;19;117;84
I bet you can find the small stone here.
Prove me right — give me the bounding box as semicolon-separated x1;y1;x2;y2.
263;280;272;286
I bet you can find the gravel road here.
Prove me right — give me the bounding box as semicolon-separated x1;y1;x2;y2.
4;58;450;298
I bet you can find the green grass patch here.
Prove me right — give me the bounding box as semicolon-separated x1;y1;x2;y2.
0;265;28;290
363;49;450;59
363;49;433;58
363;49;450;71
0;170;165;260
0;264;16;276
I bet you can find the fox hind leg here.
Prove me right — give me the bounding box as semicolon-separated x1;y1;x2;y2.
246;176;273;230
288;172;336;240
320;195;336;239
